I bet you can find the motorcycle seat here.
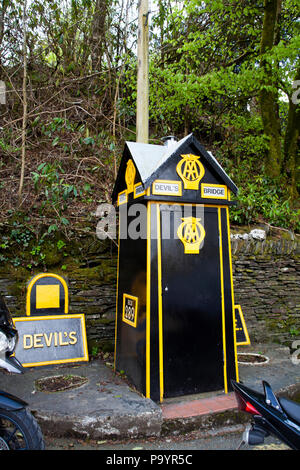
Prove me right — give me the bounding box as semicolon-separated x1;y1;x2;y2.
279;397;300;426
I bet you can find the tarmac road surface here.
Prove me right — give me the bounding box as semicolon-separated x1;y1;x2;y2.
44;428;290;451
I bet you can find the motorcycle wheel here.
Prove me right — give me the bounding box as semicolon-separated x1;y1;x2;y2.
0;408;45;450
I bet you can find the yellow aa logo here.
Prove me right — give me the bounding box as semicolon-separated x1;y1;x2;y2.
177;217;206;254
125;159;136;193
176;154;205;190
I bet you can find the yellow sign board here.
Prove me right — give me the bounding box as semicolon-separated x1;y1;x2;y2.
26;273;68;316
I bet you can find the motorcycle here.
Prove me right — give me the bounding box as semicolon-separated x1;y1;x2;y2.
0;295;45;450
232;379;300;450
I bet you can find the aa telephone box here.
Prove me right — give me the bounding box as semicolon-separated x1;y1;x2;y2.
112;133;246;403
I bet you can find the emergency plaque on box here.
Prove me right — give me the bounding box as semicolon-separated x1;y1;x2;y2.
13;273;88;367
122;294;138;328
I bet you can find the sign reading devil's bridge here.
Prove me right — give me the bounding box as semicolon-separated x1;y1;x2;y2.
13;273;89;367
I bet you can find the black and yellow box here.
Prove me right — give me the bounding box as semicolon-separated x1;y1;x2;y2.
112;133;249;403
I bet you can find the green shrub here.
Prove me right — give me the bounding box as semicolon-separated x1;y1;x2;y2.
230;175;300;233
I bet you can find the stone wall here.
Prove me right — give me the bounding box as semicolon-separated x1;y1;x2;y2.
0;238;119;354
231;232;300;346
0;228;299;352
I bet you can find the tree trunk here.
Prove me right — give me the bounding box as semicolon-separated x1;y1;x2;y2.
259;0;282;178
283;63;300;200
0;0;9;73
18;0;27;203
91;0;108;71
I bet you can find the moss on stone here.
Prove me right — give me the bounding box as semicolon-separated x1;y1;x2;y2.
88;317;114;327
88;338;114;355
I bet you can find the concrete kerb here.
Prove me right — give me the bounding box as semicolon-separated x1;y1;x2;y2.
0;359;163;441
0;343;299;441
161;343;300;437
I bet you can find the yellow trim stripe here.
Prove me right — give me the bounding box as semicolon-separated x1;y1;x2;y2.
146;201;151;398
114;217;121;370
148;201;227;209
156;204;164;402
226;207;239;382
218;208;228;394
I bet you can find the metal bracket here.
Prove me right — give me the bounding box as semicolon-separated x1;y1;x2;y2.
143;11;151;26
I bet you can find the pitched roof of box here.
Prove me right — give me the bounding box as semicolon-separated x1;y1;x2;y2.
112;133;238;202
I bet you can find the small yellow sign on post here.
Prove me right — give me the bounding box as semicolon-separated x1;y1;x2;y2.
235;305;251;346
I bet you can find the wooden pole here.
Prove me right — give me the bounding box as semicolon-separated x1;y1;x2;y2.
18;0;28;203
136;0;149;143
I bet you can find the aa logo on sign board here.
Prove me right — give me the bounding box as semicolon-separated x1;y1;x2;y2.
177;217;206;254
176;154;205;190
125;159;136;193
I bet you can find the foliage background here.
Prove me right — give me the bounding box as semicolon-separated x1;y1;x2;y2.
0;0;299;271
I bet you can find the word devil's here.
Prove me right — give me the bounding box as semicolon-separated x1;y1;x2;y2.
23;331;78;349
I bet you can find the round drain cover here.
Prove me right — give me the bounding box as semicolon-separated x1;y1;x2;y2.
237;353;269;364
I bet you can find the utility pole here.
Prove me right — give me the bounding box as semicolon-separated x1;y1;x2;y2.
136;0;149;143
18;0;28;203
